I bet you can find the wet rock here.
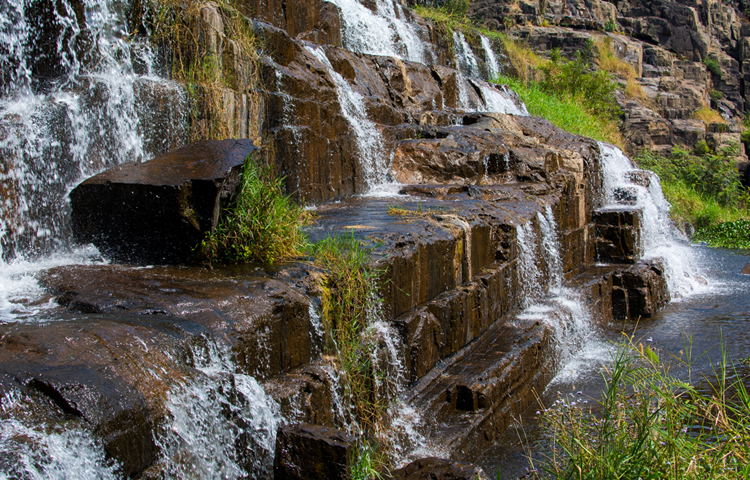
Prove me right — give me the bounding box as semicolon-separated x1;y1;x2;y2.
273;423;355;480
741;263;750;275
388;457;491;480
612;260;670;320
594;208;642;264
39;264;314;379
70;139;256;264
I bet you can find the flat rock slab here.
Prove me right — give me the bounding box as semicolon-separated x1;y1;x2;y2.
70;139;256;264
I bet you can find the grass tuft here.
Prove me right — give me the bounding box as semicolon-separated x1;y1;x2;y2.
527;336;750;479
199;153;308;265
692;106;727;126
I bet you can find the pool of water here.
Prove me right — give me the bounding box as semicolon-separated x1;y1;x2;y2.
481;245;750;479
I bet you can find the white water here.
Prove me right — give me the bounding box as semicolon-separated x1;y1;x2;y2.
0;419;119;480
598;142;705;298
0;0;186;322
154;339;282;479
481;35;502;79
325;0;431;63
304;45;391;193
453;31;481;79
477;83;529;116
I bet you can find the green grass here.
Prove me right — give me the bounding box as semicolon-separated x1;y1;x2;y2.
198;154;308;265
494;75;623;146
526;336;750;479
312;235;391;473
634;147;750;244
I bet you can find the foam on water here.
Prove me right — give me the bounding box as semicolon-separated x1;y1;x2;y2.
154;339;282;479
598;142;706;298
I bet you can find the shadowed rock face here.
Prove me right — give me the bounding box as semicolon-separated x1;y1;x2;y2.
70;139;256;264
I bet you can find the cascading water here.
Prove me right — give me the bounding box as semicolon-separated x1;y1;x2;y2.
154;339;282;479
481;35;501;79
324;0;431;63
516;207;598;369
453;31;481;79
598;142;704;297
0;0;186;321
304;45;395;194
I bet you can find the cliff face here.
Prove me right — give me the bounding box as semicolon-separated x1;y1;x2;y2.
469;0;749;167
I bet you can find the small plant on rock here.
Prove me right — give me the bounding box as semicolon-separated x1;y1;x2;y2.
199;153;308;265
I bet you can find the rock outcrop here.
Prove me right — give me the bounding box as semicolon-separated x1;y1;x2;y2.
70;139;256;264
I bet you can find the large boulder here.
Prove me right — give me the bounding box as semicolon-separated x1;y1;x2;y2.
70;139;256;264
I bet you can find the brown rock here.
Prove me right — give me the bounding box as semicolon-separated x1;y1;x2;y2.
741;263;750;275
388;457;490;480
274;423;355;480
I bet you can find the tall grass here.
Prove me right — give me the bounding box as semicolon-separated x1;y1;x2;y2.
312;235;390;477
198;153;308;264
527;337;750;479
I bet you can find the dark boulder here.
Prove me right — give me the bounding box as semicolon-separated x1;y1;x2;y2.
741;263;750;275
274;423;355;480
70;139;256;264
388;457;491;480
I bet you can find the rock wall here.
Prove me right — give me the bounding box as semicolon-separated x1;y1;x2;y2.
468;0;749;162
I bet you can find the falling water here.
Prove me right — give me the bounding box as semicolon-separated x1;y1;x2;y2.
0;418;119;480
480;35;501;79
477;83;529;116
0;0;186;322
154;339;282;479
453;31;481;78
325;0;431;63
304;45;391;193
598;142;704;297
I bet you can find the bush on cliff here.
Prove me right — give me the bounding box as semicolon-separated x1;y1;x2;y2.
198;154;308;265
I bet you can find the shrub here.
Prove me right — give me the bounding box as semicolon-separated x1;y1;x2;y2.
538;48;621;120
693;220;750;248
693;140;710;156
198;153;308;265
703;56;722;76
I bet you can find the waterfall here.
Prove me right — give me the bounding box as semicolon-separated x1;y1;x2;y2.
304;45;391;193
453;31;481;79
324;0;431;63
480;35;501;79
517;220;544;306
476;83;529;116
154;339;282;479
598;142;704;297
0;0;186;321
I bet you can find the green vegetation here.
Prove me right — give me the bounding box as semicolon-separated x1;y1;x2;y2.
199;153;308;265
495;75;622;145
526;337;750;479
693;220;750;248
635;146;750;237
703;56;722;76
312;235;390;476
140;0;262;141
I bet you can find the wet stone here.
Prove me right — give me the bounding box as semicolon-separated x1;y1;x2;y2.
273;423;355;480
387;457;491;480
70;139;256;265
